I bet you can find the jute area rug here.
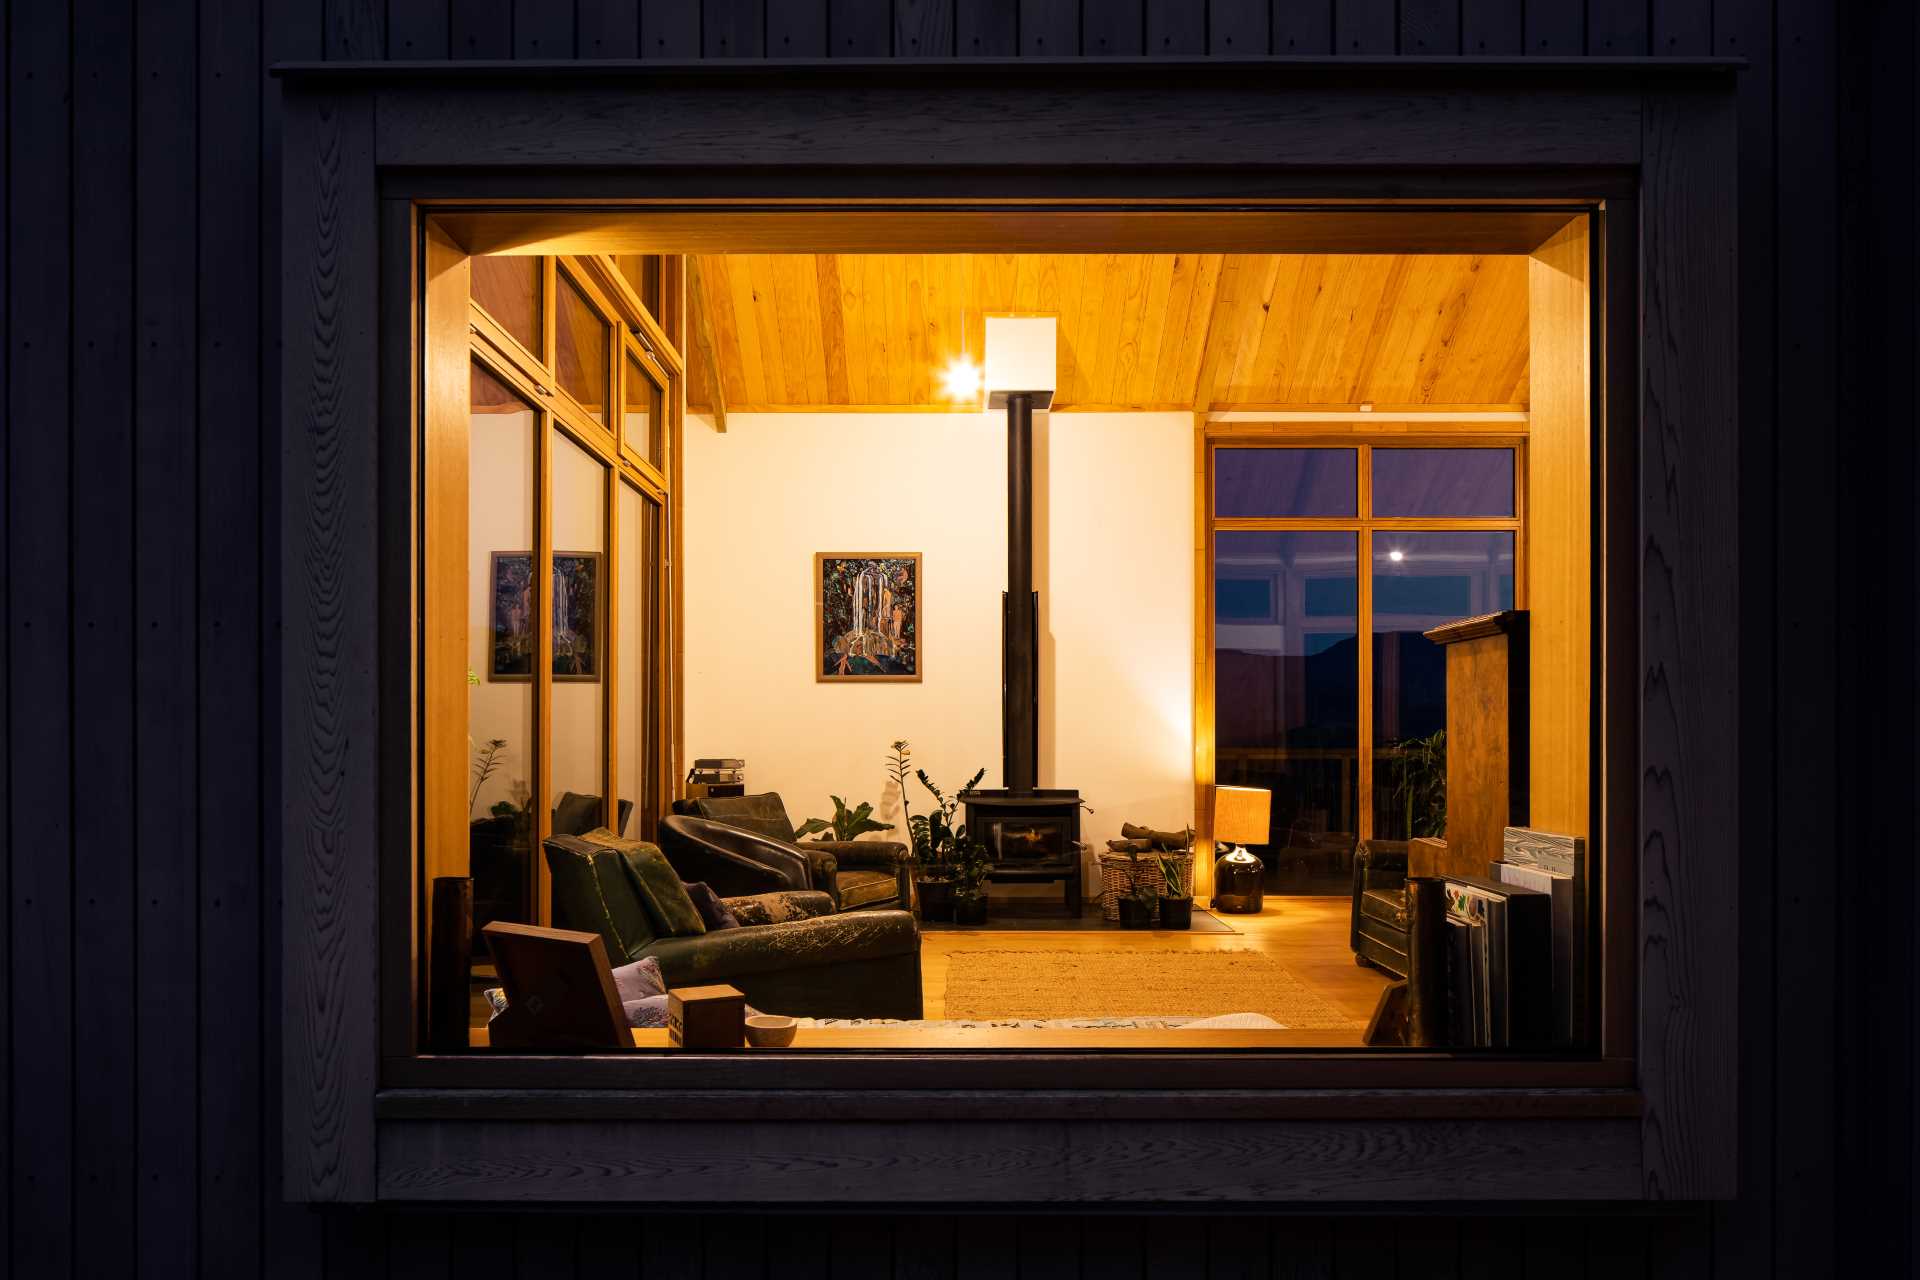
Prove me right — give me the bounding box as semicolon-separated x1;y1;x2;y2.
943;949;1363;1030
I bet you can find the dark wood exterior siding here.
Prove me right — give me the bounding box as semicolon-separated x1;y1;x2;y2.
2;1;1910;1276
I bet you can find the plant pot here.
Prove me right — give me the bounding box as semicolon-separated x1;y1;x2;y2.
1117;897;1156;929
952;891;989;925
916;877;956;922
1158;896;1194;930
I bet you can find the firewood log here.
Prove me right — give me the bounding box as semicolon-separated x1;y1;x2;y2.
1121;822;1195;851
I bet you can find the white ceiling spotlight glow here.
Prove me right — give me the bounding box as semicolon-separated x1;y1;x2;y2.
941;355;984;403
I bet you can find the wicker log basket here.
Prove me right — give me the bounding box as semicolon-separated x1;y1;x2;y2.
1097;823;1196;922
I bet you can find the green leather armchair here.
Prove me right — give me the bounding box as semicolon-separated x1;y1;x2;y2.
672;791;914;912
542;833;924;1019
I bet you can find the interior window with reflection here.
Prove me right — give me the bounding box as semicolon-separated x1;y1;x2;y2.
556;270;609;424
468;360;538;941
1371;531;1515;839
471;255;541;355
549;431;610;840
1214;531;1360;893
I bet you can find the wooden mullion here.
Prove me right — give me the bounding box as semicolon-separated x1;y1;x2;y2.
535;408;555;924
549;394;621;472
470;330;547;405
1215;517;1364;531
542;256;558;371
1193;418;1216;896
1368;517;1523;531
667;257;686;812
1208;422;1528;441
604;464;621;835
1513;435;1529;610
469;302;547;388
1356;445;1374;844
578;252;687;376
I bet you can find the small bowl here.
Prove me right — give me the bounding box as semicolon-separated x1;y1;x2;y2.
745;1014;798;1048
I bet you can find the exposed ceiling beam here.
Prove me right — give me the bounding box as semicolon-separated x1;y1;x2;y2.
686;257;727;432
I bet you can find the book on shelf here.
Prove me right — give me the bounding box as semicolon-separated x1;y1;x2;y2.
692;758;745;770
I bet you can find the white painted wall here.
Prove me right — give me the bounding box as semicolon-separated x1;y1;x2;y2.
682;410;1194;858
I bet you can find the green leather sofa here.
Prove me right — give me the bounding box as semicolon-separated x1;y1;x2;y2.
671;791;914;911
542;833;924;1019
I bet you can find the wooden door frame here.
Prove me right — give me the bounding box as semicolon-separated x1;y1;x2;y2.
279;60;1738;1205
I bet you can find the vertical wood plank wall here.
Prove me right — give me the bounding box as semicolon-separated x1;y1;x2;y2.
2;0;1912;1275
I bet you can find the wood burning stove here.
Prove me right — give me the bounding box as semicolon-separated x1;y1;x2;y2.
962;788;1084;914
960;377;1084;913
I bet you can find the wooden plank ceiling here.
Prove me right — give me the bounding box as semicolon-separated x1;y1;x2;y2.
685;253;1530;414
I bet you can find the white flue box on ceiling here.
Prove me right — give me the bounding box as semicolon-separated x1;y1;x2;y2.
983;315;1057;410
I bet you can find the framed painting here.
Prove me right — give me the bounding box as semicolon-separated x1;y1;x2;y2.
815;553;921;682
490;550;602;682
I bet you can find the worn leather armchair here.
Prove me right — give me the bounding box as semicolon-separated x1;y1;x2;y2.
1350;839;1412;977
670;792;914;912
543;833;923;1019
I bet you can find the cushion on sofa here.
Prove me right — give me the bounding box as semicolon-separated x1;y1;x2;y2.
836;868;903;910
684;882;739;930
624;847;707;938
578;826;708;938
611;954;667;1003
543;835;657;961
722;890;836;926
692;792;799;844
553;790;608;836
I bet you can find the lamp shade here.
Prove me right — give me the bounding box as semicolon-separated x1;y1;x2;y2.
1213;786;1271;846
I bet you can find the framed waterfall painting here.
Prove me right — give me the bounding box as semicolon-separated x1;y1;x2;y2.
490;550;602;682
815;553;921;682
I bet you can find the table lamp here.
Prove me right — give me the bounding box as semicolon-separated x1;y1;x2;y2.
1210;785;1271;914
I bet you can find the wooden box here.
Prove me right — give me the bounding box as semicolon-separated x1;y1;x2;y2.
667;984;747;1049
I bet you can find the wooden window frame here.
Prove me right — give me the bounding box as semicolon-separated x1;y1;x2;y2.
1203;436;1529;855
279;59;1739;1205
449;252;678;928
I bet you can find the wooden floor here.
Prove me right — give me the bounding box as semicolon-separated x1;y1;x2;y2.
472;896;1391;1049
921;895;1389;1039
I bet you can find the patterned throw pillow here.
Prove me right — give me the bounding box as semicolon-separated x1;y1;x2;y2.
683;881;739;930
610;955;666;1003
623;995;670;1028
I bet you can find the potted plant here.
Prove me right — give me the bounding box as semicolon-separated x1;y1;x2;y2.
1117;847;1159;929
951;838;991;925
904;755;986;923
1388;727;1447;839
1157;850;1193;930
793;795;894;842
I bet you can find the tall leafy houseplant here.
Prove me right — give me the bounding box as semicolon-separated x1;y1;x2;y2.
908;764;986;922
794;796;894;842
1389;728;1448;839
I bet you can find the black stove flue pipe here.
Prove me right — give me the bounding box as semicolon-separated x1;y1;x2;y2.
1002;392;1040;793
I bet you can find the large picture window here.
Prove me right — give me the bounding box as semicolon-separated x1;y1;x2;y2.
1208;441;1527;891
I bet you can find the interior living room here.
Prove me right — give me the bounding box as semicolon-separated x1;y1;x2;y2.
425;212;1595;1054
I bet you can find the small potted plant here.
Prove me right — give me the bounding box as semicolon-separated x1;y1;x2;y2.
951;838;991;925
1117;847;1159;929
900;748;986;924
1157;851;1193;930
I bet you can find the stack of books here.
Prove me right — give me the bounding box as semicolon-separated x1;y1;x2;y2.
1442;874;1553;1050
687;758;745;797
1489;827;1587;1048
